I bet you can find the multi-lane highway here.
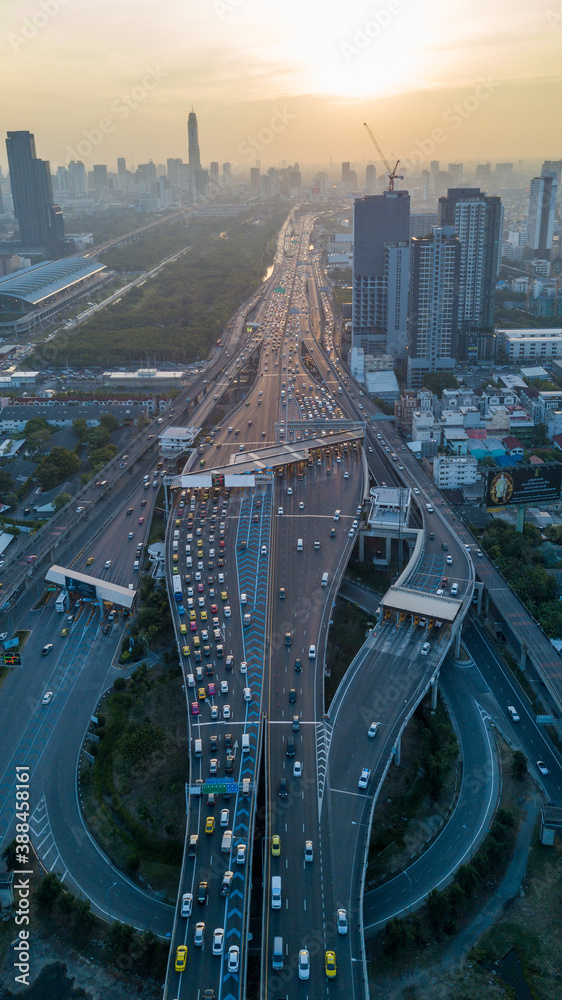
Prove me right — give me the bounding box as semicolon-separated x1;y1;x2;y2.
2;205;561;1000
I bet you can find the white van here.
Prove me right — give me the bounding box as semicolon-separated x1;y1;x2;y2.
241;733;250;752
321;572;329;587
186;556;193;568
221;830;233;853
297;538;303;551
133;560;140;571
272;936;284;970
333;510;341;521
193;738;203;757
187;673;195;688
271;875;281;909
172;541;179;552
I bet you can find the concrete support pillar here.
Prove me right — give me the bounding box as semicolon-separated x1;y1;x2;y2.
385;536;392;562
515;505;525;534
430;674;439;712
358;533;365;562
394;733;401;767
454;629;462;659
520;646;527;672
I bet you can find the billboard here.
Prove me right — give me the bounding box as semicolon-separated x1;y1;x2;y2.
485;464;562;508
66;575;97;601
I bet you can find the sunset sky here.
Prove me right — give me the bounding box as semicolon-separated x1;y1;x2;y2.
1;0;560;172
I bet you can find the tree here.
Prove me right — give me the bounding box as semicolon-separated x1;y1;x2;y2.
0;469;13;499
86;425;110;448
422;372;459;395
72;418;88;440
24;417;50;436
36;447;81;490
532;422;548;447
35;872;64;909
54;491;72;512
99;413;119;433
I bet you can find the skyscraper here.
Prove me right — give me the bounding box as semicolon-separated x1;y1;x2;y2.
407;226;461;389
437;187;503;332
5;130;65;257
365;164;377;192
352;190;410;356
525;174;558;261
188;110;203;199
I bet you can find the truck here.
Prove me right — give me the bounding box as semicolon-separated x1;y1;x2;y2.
172;575;183;602
55;590;69;613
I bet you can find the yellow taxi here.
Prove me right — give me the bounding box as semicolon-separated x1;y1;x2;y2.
200;610;208;621
325;951;336;978
173;553;178;563
175;519;181;527
175;945;187;971
189;610;197;621
60;627;69;637
180;623;187;634
198;687;206;700
221;591;228;602
182;645;190;657
86;556;94;566
193;635;200;649
271;835;281;856
205;816;215;834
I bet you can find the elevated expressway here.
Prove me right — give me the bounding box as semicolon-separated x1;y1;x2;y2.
162;214;477;1000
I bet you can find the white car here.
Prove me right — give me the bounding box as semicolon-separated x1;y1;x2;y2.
337;908;348;934
344;472;349;479
227;944;240;973
287;487;293;495
413;487;420;494
180;892;192;917
368;722;380;738
235;842;246;864
304;840;313;862
104;560;111;569
421;641;431;656
240;660;247;674
261;544;267;555
358;767;371;789
224;605;231;618
220;808;230;826
299;501;304;509
220;680;228;695
194;921;205;946
277;507;283;515
293;760;302;777
537;760;549;776
41;691;53;705
240;592;247;604
298;948;310;980
243;687;251;701
308;644;316;659
507;705;520;722
212;927;224;955
223;704;231;719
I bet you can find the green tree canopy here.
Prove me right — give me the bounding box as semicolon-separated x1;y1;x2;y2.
36;447;81;490
0;469;13;499
99;413;120;433
421;372;459;395
54;491;72;511
24;417;50;436
72;418;88;440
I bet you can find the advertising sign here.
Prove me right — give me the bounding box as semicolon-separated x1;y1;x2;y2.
65;575;97;601
485;464;562;508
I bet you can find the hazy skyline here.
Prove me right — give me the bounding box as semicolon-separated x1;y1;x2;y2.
1;0;561;172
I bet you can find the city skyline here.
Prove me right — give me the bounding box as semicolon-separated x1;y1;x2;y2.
0;0;560;170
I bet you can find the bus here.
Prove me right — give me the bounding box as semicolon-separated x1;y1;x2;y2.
55;590;69;613
172;575;183;602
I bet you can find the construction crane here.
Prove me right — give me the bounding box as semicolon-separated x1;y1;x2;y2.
363;122;403;191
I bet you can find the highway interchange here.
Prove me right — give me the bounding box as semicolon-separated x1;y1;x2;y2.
0;209;561;1000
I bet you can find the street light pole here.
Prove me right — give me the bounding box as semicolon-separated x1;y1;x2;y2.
106;881;117;924
403;869;412;913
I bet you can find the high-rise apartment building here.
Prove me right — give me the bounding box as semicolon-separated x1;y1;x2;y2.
92;164;108;197
525;174;558;261
365;164;377;192
250;167;261;193
448;163;463;185
117;157;126;176
209;161;219;189
352;190;410;356
67;160;87;196
407;226;461;388
5;130;65;257
437;187;503;332
342;162;357;188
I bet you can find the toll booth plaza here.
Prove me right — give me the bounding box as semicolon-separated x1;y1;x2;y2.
45;565;137;611
380;586;462;628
